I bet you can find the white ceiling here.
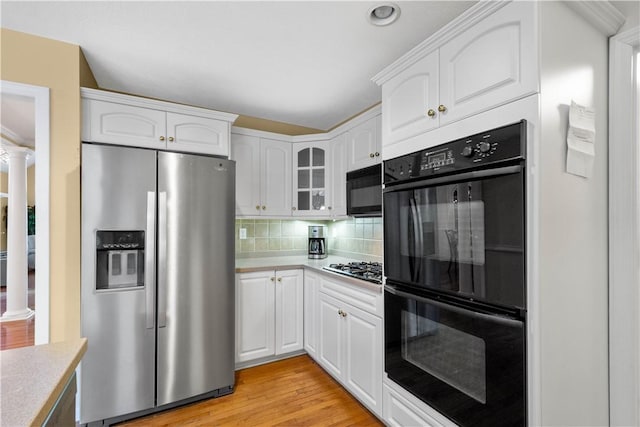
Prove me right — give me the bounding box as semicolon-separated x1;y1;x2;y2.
0;1;475;131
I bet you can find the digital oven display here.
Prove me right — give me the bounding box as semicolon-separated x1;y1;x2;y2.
428;153;446;164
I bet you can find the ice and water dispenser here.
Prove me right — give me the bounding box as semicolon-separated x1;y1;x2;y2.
95;230;145;290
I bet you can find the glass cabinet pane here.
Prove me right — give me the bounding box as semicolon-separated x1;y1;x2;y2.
298;170;310;189
311;190;325;210
312;148;325;166
298;148;310;167
298;191;310;210
312;169;325;188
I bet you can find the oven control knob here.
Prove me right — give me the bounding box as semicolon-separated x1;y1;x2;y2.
462;146;474;157
480;142;491;153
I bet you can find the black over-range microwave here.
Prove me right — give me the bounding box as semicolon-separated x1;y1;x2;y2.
346;163;382;217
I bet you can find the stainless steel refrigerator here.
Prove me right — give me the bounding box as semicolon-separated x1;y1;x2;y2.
80;143;235;424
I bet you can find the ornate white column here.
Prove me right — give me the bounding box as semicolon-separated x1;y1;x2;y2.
1;147;34;321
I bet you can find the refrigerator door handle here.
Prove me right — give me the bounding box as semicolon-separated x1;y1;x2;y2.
145;191;156;329
158;191;168;328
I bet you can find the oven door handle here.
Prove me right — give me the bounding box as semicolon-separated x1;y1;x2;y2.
385;285;524;327
409;197;424;281
384;165;523;193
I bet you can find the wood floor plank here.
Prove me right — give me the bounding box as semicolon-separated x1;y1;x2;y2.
117;355;383;426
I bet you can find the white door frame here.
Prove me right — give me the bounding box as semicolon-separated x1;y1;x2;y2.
609;26;640;427
1;80;50;344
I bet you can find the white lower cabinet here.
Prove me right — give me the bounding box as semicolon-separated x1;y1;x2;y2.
312;275;383;417
303;270;320;358
383;380;457;427
235;269;303;364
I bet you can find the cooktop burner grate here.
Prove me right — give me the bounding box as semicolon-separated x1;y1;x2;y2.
323;262;383;284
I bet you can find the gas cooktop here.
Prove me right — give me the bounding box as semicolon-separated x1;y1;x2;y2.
323;262;383;285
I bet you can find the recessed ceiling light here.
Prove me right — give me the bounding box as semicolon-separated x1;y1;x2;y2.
368;3;400;26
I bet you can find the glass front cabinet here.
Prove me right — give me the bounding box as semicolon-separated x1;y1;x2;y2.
292;141;330;217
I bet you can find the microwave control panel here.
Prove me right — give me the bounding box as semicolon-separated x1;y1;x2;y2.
384;120;526;184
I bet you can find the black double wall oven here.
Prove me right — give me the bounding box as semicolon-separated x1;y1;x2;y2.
383;121;527;427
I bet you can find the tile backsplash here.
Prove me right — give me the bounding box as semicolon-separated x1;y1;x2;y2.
235;218;382;260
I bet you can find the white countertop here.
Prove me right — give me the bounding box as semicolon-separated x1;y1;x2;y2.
236;255;383;293
1;338;87;427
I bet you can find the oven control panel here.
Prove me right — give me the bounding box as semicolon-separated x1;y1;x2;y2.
384;120;526;184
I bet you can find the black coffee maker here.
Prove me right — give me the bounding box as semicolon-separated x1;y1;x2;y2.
308;225;327;259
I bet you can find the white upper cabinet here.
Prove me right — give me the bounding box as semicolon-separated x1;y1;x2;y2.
230;134;261;216
292;141;330;217
347;114;381;171
166;112;229;155
84;100;166;149
261;138;293;216
81;88;237;157
329;133;348;217
382;51;440;146
231;134;292;216
438;1;537;126
375;1;537;148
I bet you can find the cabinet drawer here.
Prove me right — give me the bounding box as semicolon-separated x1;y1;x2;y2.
318;274;382;317
383;382;455;427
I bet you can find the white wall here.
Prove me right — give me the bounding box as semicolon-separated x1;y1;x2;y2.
538;2;610;425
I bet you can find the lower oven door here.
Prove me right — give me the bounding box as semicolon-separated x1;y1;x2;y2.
385;286;525;427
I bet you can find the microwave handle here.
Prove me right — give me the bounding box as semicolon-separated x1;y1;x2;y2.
385;285;524;327
384;165;523;193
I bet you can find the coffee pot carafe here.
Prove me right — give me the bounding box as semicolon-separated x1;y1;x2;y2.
308;225;327;259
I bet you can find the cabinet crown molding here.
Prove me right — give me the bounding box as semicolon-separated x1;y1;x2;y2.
80;87;239;123
371;0;509;86
565;0;625;36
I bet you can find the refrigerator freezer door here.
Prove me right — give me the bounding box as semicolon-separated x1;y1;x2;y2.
80;144;157;423
156;152;236;405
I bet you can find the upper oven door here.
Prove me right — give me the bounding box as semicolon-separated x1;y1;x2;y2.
384;165;525;309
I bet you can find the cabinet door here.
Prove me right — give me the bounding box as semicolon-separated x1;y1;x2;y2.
303;271;320;358
381;50;440;147
292;141;330;217
329;133;348;217
260;138;292;216
438;1;537;126
166;112;229;156
275;269;304;355
347;115;381;171
84;99;166;149
344;303;383;416
236;271;275;362
318;293;345;379
230;134;261;216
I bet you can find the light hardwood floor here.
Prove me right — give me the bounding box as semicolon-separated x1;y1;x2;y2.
118;355;383;427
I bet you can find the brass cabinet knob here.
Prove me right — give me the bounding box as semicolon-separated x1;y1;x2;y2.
159;136;166;141
427;109;436;117
262;206;266;210
369;153;375;158
338;309;343;316
277;277;282;282
270;277;275;282
168;137;174;142
328;206;332;210
341;310;347;318
256;205;260;210
375;152;380;157
292;207;297;211
438;104;447;113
